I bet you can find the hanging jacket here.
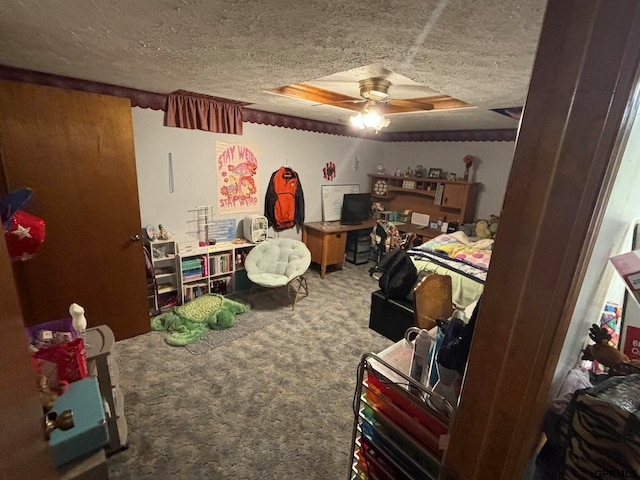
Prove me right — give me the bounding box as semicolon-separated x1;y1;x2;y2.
264;166;305;230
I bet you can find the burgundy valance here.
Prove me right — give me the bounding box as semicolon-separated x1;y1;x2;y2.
165;90;245;135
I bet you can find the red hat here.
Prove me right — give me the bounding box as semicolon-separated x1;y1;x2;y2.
0;189;46;261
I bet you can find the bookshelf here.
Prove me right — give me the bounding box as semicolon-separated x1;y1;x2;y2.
178;241;255;303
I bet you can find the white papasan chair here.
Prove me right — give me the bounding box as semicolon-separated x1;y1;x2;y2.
244;237;311;310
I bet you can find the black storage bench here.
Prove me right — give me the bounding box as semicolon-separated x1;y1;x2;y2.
369;290;416;342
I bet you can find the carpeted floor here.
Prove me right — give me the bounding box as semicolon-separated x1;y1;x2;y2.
107;261;392;479
182;287;297;355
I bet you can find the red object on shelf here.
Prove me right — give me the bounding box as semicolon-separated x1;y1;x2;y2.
33;338;88;384
5;210;46;260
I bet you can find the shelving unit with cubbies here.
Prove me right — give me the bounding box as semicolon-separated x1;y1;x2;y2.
177;241;255;304
147;239;179;314
179;251;208;302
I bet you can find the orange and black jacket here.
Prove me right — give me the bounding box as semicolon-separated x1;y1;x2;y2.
264;166;305;230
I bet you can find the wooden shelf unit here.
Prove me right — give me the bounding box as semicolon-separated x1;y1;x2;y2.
178;241;255;303
369;173;479;225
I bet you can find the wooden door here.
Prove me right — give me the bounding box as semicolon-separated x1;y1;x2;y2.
0;80;150;341
0;230;58;479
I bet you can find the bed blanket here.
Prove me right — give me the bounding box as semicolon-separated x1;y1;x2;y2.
414;232;493;271
408;249;487;283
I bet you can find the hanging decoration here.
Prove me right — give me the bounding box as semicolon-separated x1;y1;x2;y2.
0;188;46;261
463;155;475;181
323;161;336;181
216;142;260;214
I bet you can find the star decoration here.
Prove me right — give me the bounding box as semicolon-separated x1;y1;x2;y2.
11;224;32;239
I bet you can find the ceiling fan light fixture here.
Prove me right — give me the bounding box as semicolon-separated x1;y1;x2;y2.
349;105;390;132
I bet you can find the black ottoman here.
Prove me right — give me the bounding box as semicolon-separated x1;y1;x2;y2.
369;290;416;342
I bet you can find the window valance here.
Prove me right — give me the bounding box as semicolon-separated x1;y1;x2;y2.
165;90;245;135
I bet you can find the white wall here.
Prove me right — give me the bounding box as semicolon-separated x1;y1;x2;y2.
132;107;516;239
551;107;640;396
380;141;516;221
132;107;383;239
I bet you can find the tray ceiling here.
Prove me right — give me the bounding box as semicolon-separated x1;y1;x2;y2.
0;0;547;133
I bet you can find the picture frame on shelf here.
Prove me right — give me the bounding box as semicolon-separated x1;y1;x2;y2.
428;168;443;179
401;179;416;189
448;172;457;181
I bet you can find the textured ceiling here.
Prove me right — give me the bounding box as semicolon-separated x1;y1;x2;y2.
0;0;547;133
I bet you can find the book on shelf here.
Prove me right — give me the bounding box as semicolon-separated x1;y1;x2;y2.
182;282;207;302
210;252;234;275
434;183;444;206
183;269;204;280
210;276;232;295
235;246;254;269
181;258;203;268
182;258;204;278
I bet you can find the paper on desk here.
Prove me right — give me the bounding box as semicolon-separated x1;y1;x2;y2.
411;212;430;227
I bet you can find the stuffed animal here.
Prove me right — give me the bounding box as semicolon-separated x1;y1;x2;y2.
151;294;251;346
458;223;476;238
580;323;640;375
475;220;492;239
488;215;499;237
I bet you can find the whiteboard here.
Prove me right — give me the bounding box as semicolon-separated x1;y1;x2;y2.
321;184;360;221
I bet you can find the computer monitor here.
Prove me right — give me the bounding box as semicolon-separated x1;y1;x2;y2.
340;193;372;225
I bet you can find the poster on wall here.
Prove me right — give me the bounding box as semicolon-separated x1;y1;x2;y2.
216;142;259;214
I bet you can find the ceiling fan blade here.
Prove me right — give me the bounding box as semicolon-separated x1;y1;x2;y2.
312;99;365;107
387;99;434;111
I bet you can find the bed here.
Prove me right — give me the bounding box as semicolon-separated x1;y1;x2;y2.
406;231;491;309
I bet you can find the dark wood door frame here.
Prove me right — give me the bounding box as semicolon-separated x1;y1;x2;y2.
0;232;58;479
444;1;640;478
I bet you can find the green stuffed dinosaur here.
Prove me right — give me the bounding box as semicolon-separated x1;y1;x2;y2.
151;293;251;346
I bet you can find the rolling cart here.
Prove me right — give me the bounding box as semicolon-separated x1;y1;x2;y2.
349;340;454;480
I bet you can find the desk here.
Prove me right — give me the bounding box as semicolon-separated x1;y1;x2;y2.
396;223;443;243
302;219;376;278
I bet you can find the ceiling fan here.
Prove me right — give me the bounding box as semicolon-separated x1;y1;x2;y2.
266;70;472;132
315;77;435;112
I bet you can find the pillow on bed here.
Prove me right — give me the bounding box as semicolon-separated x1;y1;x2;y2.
469;239;494;250
452;247;492;270
415;231;471;252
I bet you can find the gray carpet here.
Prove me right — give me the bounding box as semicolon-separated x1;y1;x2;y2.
107;261;392;480
183;288;296;355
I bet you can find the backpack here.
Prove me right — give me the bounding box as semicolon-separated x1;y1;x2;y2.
369;249;418;299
